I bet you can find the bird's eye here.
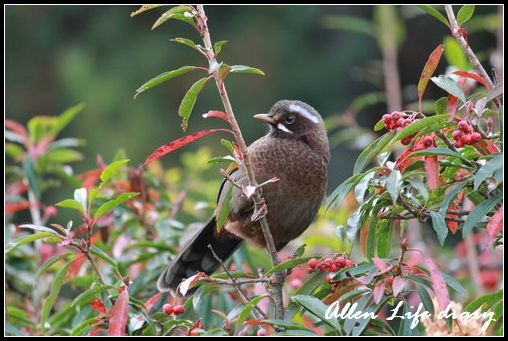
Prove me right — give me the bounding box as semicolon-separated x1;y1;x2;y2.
285;114;296;125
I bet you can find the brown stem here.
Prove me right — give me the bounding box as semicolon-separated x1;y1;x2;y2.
196;5;284;320
444;5;495;89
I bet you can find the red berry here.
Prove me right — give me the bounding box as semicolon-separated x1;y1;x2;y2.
308;258;318;269
317;264;326;271
329;264;337;272
451;130;463;141
458;120;471;133
172;304;185;315
163;304;174;315
461;134;472;145
257;328;268;336
402;119;412;127
454;140;464;148
325;273;335;283
290;279;303;289
470;132;482;143
344;259;354;267
382;114;392;123
422;136;434;148
324;258;334;267
391;112;401;121
335;256;346;267
401;136;412;145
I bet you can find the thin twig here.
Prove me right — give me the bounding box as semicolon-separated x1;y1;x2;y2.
196;5;284;320
203;277;270;285
207;244;267;320
444;5;495;89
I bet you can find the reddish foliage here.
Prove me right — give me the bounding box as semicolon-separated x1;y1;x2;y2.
90;298;109;315
188;320;203;336
480;269;500;291
424;256;450;310
445;190;464;234
79;169;102;191
5;119;28;142
424;155;440;189
373;281;385;304
417;44;444;112
6;201;31;214
486;205;503;244
202;110;230;124
68;253;87;277
392;276;407;297
143;129;233;166
108;288;129;336
372;257;387;272
448;95;459;116
452;70;490;89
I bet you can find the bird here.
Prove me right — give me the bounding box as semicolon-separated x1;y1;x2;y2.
157;99;330;292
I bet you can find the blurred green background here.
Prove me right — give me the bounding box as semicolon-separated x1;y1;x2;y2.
5;5;500;194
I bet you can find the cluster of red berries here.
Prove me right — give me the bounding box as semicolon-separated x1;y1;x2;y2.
308;256;354;283
163;303;185;315
451;121;482;148
382;111;417;145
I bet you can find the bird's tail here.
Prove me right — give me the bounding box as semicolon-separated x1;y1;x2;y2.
157;218;242;293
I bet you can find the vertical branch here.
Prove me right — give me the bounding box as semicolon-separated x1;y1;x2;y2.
195;5;285;320
444;5;496;89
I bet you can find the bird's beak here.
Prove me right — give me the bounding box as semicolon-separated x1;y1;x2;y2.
253;113;276;124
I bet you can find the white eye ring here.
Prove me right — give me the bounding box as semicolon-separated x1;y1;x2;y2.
285;114;296;125
277;123;293;134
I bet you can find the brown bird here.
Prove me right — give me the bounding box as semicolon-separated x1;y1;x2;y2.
157;100;329;292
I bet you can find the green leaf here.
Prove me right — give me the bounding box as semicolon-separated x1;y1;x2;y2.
216;184;233;231
457;5;475;25
170;37;203;53
230;65;265;76
6;232;55;255
71;284;115;307
23;157;40;199
19;224;62;236
292;295;341;332
444;36;471;70
439;180;469;215
321;15;376;37
74;188;88;212
374;119;385;132
417;284;435;317
386;169;402;204
90;245;120;273
430;75;467;103
366;215;377;258
441;272;467;297
41;259;73;331
410;147;469;162
286;272;326;319
70;317;100;336
100;159;130;183
130;4;166;17
396;115;449;141
474;153;503;190
263;319;315;332
265;257;312;276
50;102;85;136
354;131;396;174
151;5;195;30
417;5;449;27
236;295;268;328
429;211;448;246
94;192;139;218
33;252;74;286
376;219;392;258
462;193;503;236
464;289;502;313
414;121;457;140
134;66;198;98
44;148;83;163
327;173;367;210
434;96;449;115
214;40;228;55
178;77;210;131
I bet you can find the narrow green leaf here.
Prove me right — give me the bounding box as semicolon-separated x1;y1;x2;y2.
6;232;55;255
366;216;377;258
354;131;396;174
474;153;503;190
441;272;467;297
74;188;88;212
71;285;115;307
50;102;85;136
237;295;268;328
230;65;265;76
134;66;198;98
430;75;467;103
292;295;341;332
430;211;448;246
33;252;74;286
116;192;139;203
90;245;120;271
178;77;210;131
152;6;195;30
207;155;237;164
70;317;100;336
41;259;73;331
396;115;449;141
94;192;139;218
374;119;385;132
170;37;203;53
44;148;83;163
327;173;368;209
414;121;457;140
286;272;326;320
464;289;502;313
417;5;449;27
417;284;435;317
410;147;469;162
100;159;130;183
216;184;233;231
131;5;166;17
386;169;402;204
434;96;449;115
439;180;469;215
19;224;62;236
397;302;416;336
265;257;312;276
376;220;392;258
457;5;475;25
263;319;315;331
444;36;471;70
462;194;503;236
214;40;228;55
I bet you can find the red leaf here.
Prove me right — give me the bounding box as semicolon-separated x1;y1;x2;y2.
424;256;450;311
447;95;458;116
90;298;109;315
90;327;106;336
244;319;264;326
372;257;387;272
417;44;444;112
78;169;102;191
392;276;407;297
68;253;87;277
424;155;440;190
5;201;31;214
452;70;490;89
188;320;203;336
395;146;424;172
144;292;163;313
5;119;28;142
108;288;129;336
445;190;464;234
179;272;207;296
202;110;230;124
373;281;385;304
486;205;503;243
143;129;233;166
